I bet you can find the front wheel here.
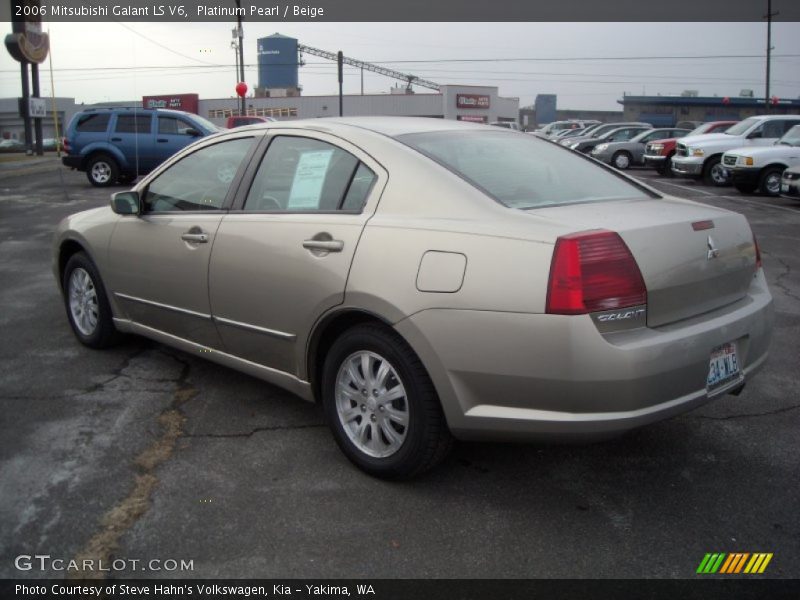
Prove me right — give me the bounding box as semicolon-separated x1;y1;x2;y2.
703;156;729;186
612;151;632;170
62;252;121;348
321;324;452;479
759;167;783;197
657;153;675;177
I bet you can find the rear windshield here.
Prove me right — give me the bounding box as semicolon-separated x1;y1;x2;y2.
398;130;654;209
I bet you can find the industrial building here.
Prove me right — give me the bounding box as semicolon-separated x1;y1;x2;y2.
619;94;800;126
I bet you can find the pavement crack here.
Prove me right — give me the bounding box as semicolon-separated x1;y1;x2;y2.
67;354;197;580
688;403;800;421
184;422;326;439
771;255;800;303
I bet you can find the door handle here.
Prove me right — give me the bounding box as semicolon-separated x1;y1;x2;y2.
302;239;343;252
181;232;209;243
111;137;122;142
157;138;168;143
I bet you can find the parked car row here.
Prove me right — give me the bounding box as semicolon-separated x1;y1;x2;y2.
535;114;800;199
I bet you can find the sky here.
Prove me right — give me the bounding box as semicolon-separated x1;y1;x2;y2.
1;21;799;111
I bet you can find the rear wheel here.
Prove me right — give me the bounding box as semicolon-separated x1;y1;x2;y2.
86;154;119;187
703;156;729;186
321;324;452;479
62;252;121;348
612;151;632;170
759;167;784;197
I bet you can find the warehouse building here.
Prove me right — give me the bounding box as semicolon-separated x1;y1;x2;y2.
619;95;800;126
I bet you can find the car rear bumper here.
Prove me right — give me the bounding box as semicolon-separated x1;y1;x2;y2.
396;271;773;442
671;156;704;177
61;155;81;169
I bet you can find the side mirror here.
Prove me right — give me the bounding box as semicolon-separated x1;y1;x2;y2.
186;128;202;137
111;191;140;215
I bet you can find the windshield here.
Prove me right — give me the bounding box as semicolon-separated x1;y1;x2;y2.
692;122;728;136
779;125;800;146
397;130;654;209
725;118;760;136
189;114;223;133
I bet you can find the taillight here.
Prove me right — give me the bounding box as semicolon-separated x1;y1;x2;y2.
62;137;70;153
753;234;762;270
546;230;647;315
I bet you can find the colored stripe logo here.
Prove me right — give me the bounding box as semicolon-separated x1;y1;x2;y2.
697;553;773;574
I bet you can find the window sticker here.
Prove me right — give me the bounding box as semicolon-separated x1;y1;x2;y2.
287;150;334;209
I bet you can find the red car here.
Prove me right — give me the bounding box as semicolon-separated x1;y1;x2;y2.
643;121;736;176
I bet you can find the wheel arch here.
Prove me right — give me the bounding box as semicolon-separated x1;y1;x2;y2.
81;146;126;171
57;238;91;292
306;309;396;403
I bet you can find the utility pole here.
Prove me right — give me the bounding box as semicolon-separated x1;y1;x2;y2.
234;0;245;116
338;51;343;116
765;0;778;112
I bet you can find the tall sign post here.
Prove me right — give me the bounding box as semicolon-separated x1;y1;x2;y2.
4;0;50;155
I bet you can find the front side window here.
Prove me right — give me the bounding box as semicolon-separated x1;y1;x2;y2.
157;116;197;135
398;130;653;209
115;114;152;135
244;136;372;212
143;137;255;212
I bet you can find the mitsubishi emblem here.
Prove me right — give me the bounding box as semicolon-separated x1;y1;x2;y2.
707;236;720;260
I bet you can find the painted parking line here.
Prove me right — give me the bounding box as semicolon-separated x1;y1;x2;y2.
630;176;718;197
718;195;800;214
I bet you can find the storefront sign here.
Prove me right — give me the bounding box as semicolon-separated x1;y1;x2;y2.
457;115;488;123
456;94;490;109
142;94;200;114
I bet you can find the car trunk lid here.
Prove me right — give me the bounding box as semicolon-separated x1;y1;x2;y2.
531;196;757;327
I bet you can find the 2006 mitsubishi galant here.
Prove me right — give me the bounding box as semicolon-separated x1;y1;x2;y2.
53;117;773;479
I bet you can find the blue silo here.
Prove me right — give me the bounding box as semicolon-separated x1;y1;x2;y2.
257;34;299;90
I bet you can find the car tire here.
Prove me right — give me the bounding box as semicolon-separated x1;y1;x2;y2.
734;181;758;194
703;156;729;186
758;167;783;197
321;323;452;479
86;154;119;187
612;151;632;170
657;153;675;177
62;252;121;349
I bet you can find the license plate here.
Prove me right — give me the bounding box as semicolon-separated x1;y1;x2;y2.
707;342;742;392
782;183;790;192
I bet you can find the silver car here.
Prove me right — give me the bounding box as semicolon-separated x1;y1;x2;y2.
590;128;691;170
53;117;773;479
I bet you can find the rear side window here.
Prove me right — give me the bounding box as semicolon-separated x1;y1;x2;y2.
75;114;110;133
115;114;152;134
398;130;653;209
244;136;369;212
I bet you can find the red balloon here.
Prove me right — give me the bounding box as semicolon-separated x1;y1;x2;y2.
722;96;730;105
771;95;779;105
235;82;248;98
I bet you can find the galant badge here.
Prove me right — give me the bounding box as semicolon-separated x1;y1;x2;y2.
707;236;720;260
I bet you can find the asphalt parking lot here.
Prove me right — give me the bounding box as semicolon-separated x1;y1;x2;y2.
1;161;798;580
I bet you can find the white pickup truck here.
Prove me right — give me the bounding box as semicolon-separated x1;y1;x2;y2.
722;124;800;195
671;115;800;186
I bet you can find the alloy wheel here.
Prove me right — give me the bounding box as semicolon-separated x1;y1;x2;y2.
68;268;99;336
335;350;409;458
